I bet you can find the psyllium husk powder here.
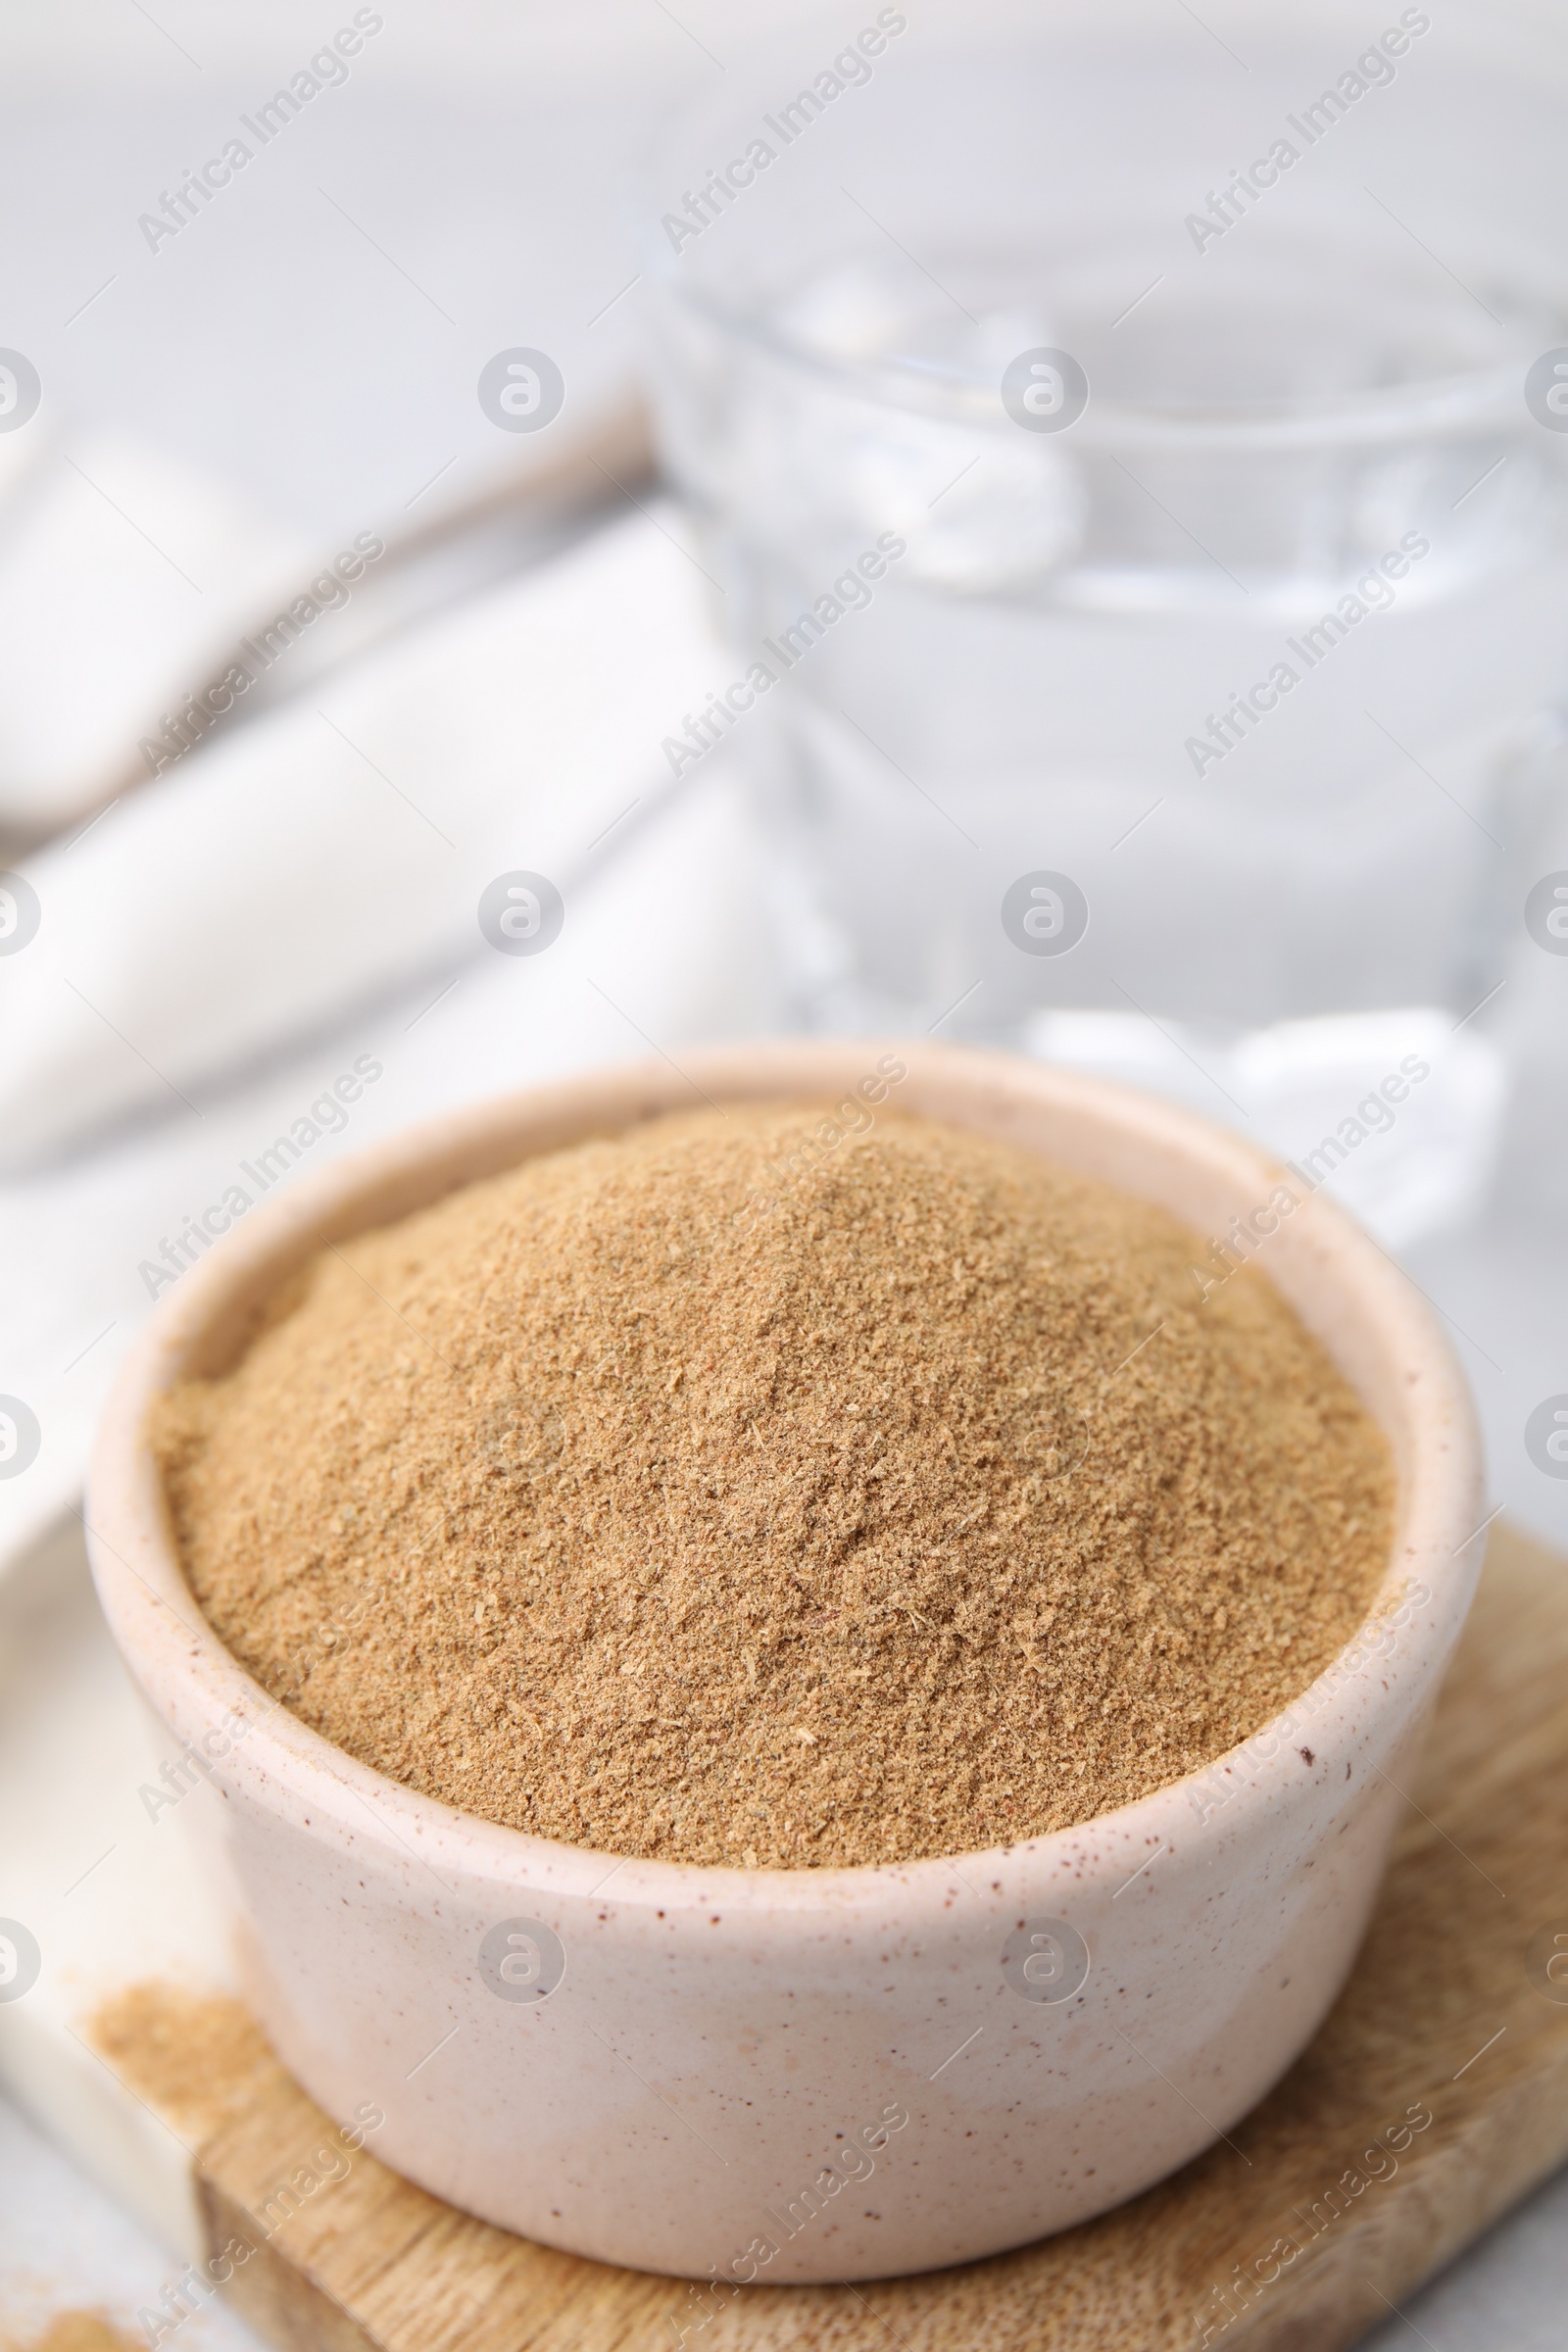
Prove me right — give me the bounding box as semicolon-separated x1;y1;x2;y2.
152;1101;1393;1870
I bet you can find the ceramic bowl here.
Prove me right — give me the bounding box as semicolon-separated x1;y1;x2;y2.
88;1041;1482;2281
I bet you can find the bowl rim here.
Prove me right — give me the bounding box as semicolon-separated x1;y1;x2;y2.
86;1038;1484;1916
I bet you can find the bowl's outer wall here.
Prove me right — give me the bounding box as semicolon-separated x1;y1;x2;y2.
87;1044;1483;2279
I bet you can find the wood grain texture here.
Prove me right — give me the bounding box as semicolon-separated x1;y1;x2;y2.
101;1522;1568;2352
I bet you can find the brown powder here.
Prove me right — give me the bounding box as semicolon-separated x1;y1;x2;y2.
154;1103;1393;1870
89;1982;274;2141
5;2320;145;2352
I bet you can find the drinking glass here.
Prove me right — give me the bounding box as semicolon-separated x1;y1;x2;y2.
639;1;1568;1241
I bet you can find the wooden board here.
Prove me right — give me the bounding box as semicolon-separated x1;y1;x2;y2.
91;1523;1568;2352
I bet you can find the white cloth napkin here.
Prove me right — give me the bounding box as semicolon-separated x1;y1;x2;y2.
0;506;726;1168
0;432;314;830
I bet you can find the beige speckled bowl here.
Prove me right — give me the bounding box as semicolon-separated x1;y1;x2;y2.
88;1042;1482;2282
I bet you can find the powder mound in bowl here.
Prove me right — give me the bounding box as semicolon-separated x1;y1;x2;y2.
153;1102;1393;1870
